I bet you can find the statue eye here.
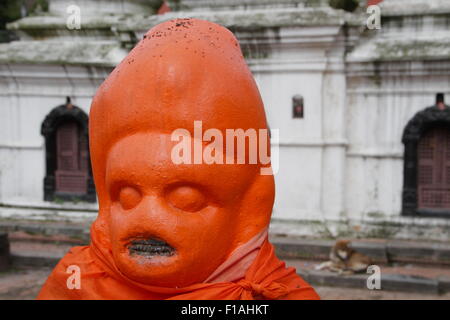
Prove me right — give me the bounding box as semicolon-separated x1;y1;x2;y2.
166;186;207;212
118;186;142;210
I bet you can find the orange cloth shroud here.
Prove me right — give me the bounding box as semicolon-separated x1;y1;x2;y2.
38;229;318;299
38;18;320;300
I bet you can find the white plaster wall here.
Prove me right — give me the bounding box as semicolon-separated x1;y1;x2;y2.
345;71;450;221
254;71;324;144
249;25;348;228
2;5;450;239
0;63;109;209
47;0;157;15
272;146;323;221
253;68;328;223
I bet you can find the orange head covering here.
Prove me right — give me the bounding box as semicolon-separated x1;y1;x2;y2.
38;18;319;300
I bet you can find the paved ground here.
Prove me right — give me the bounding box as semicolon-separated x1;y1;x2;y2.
285;259;450;279
1;266;450;300
3;221;450;299
0;266;52;300
315;286;450;300
10;240;75;258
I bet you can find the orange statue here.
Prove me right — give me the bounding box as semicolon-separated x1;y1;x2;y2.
38;18;319;300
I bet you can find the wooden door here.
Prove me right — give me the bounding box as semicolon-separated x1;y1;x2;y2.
55;121;88;194
417;126;450;210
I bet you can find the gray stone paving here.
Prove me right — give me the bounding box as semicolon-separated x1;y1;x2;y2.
1;266;449;300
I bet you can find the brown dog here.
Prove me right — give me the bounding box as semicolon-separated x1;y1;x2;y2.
316;240;372;274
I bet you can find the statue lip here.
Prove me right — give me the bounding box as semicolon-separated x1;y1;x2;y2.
128;238;175;257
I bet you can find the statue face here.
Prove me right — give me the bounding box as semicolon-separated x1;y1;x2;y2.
89;18;275;288
105;132;260;287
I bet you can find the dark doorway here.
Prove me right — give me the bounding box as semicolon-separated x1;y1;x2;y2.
402;96;450;218
55;121;89;194
417;126;450;210
41;100;96;203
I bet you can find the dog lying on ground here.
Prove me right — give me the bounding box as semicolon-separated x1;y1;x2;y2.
315;240;372;274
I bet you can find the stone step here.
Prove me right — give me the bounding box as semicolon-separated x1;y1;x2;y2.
286;259;450;295
5;235;450;295
272;236;450;266
11;252;62;268
10;240;73;268
3;219;450;268
8;241;450;295
0;220;90;243
300;270;446;295
8;231;86;246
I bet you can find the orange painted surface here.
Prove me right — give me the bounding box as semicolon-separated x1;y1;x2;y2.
38;19;319;300
157;1;171;15
367;0;383;5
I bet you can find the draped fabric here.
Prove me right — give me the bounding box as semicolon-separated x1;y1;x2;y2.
38;229;319;300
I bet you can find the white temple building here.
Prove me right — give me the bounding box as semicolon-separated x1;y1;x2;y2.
1;0;450;240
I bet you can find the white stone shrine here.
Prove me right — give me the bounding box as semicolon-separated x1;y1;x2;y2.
1;0;450;240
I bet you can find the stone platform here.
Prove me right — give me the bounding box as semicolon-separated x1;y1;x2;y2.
1;219;450;298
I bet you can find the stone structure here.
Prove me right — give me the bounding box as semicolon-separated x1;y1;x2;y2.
0;233;10;272
0;0;450;240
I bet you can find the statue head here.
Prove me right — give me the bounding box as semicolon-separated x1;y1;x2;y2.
89;18;275;287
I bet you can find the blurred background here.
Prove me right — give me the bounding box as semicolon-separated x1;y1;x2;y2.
1;0;450;300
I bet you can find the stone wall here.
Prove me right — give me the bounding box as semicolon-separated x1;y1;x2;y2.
1;0;450;240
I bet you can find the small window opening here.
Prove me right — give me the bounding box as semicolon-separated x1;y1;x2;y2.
292;95;304;119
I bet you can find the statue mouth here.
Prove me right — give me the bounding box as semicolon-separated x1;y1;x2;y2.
128;238;175;257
